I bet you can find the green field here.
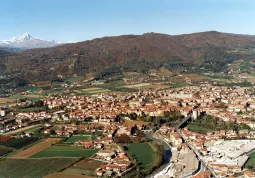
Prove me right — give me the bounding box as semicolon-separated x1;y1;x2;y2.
45;89;65;95
186;123;214;134
65;133;102;143
0;158;78;178
245;152;255;170
65;135;91;143
0;146;14;156
9;94;44;101
64;76;84;83
0;136;40;149
117;83;153;90
31;146;99;158
126;142;154;169
63;159;102;176
75;87;111;95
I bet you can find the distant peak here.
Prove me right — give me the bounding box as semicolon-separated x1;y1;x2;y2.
10;32;34;42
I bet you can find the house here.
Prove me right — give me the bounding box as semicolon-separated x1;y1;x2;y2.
243;170;255;178
96;169;104;176
102;137;114;144
170;133;182;147
96;150;115;160
239;129;249;135
191;171;211;178
83;140;94;149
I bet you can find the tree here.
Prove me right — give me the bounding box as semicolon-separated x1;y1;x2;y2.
34;100;44;107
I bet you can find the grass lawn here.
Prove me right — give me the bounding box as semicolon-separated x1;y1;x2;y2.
63;159;102;176
0;158;78;178
126;142;154;169
245;152;255;170
31;146;99;158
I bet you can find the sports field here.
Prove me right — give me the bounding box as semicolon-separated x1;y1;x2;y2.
31;146;99;158
126;142;154;169
0;158;78;178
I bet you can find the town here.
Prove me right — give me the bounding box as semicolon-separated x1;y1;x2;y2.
0;83;255;178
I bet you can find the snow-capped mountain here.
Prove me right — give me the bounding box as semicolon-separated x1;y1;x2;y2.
0;32;72;49
10;32;34;43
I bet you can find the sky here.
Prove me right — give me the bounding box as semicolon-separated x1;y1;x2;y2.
0;0;255;41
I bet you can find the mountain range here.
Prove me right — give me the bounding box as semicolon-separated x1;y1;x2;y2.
0;32;71;50
1;31;255;83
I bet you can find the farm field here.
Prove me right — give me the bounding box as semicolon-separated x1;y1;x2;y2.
124;120;151;126
0;136;40;149
9;93;44;101
117;83;169;90
245;152;255;170
126;142;154;169
65;135;92;143
0;158;78;178
45;172;93;178
11;138;61;158
0;98;16;103
75;87;111;94
65;134;99;143
45;89;65;95
64;76;84;83
0;146;14;156
63;159;102;177
118;83;152;89
31;146;99;158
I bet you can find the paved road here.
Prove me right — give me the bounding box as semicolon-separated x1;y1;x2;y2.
148;114;217;178
176;114;217;178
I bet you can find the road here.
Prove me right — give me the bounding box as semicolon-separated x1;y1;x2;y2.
4;124;41;135
176;115;217;178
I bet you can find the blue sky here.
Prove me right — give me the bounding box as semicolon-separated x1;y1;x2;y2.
0;0;254;41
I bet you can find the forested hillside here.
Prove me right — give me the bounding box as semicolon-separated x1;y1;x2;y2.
1;31;255;82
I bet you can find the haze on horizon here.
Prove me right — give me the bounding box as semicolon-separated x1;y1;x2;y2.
0;0;255;42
